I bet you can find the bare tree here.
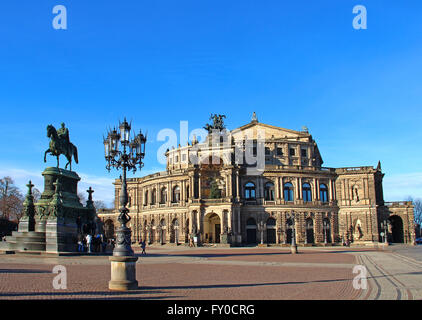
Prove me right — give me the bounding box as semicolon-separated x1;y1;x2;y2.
32;187;41;203
408;197;422;226
0;177;24;221
78;192;87;205
94;200;108;210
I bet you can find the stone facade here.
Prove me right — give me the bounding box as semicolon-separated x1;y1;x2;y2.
98;117;415;246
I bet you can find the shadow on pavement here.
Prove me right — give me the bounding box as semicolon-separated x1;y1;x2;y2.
0;269;51;274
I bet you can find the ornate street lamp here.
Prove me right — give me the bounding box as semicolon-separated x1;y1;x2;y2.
258;221;265;245
381;220;389;245
104;118;146;291
323;221;328;245
289;211;298;254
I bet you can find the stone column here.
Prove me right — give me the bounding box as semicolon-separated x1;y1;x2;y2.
314;178;318;201
228;172;233;197
279;177;284;201
198;173;202;199
297;177;302;199
236;171;240;200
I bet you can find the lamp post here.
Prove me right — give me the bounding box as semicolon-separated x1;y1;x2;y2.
323;221;328;245
259;221;265;245
104;118;146;291
381;220;389;245
290;211;298;254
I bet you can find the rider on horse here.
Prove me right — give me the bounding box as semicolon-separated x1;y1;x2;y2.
57;123;69;150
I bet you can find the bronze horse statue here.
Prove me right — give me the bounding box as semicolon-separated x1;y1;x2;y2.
44;124;78;171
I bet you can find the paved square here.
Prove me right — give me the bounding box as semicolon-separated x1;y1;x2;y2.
0;245;421;300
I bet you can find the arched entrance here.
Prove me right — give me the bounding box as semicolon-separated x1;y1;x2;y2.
323;218;332;243
388;215;404;243
285;218;292;244
104;219;115;240
185;218;189;243
305;218;314;244
204;213;221;243
142;220;147;242
246;218;257;244
171;218;179;244
159;219;166;244
150;219;155;244
266;218;276;244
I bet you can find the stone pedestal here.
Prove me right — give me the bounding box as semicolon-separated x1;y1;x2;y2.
109;256;139;291
18;217;35;233
1;167;97;254
45;219;78;253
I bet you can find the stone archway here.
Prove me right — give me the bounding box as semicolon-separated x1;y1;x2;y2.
159;219;166;244
171;218;180;244
266;218;276;244
204;212;221;243
185;218;189;243
150;219;155;244
246;218;257;244
323;218;332;243
305;218;314;244
388;215;404;243
104;219;115;240
285;218;293;244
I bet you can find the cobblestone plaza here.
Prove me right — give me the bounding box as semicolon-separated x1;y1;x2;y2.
1;245;421;300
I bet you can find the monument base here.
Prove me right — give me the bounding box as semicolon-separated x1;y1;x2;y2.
109;256;139;291
45;219;78;253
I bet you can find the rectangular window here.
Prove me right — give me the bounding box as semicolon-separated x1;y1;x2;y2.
301;149;307;157
265;147;271;155
175;155;179;163
277;148;283;156
289;148;295;156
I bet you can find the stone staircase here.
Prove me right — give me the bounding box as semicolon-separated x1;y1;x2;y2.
0;231;46;253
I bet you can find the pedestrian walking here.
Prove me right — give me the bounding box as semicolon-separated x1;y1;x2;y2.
101;234;107;252
77;233;84;252
86;233;92;253
141;240;146;255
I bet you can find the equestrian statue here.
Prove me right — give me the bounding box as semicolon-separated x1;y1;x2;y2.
44;123;79;171
204;114;226;133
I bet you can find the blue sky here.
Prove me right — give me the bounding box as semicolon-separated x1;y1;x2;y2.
0;0;421;205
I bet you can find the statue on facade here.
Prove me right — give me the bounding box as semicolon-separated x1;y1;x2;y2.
204;114;226;133
209;179;222;199
44;123;79;171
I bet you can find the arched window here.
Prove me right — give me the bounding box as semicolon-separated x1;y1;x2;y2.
302;183;312;202
264;182;275;201
144;190;148;205
160;187;167;204
173;186;180;203
244;182;256;200
320;184;328;203
284;182;294;201
151;189;156;205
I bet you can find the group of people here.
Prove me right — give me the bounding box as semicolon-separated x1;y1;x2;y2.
76;220;114;253
77;232;111;253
